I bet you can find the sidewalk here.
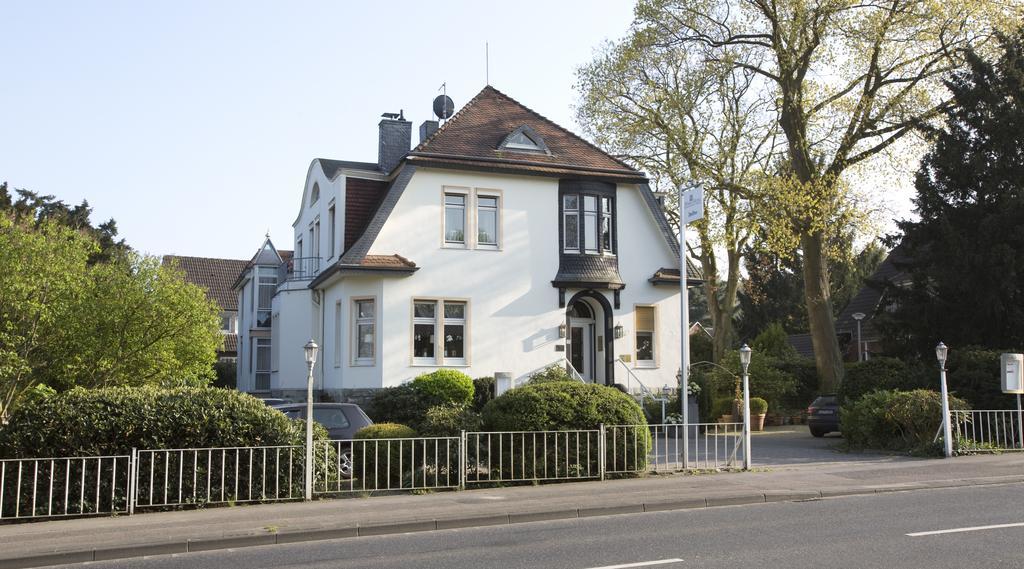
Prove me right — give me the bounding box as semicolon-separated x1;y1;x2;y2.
2;453;1023;568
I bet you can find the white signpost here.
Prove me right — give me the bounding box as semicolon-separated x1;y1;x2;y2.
1000;353;1024;449
678;182;703;467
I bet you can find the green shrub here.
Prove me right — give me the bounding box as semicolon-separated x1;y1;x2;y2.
0;386;316;458
752;323;799;359
411;369;474;406
750;397;769;414
366;384;426;427
481;382;650;474
840;357;926;403
471;377;496;412
946;347;1016;410
526;365;574;384
841;389;970;453
421;403;482;436
711;397;737;419
355;423;418;439
773;357;819;411
707;350;798;415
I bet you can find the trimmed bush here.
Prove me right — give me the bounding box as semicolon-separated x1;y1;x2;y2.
841;389;970;453
365;384;425;427
471;377;496;411
421;403;482;436
411;369;474;407
355;423;417;439
526;365;574;384
946;347;1017;410
750;397;769;415
840;357;925;403
0;386;316;458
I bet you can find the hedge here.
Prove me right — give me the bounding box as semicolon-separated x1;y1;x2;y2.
841;389;970;454
0;386;319;458
367;369;476;429
840;357;927;403
410;369;474;407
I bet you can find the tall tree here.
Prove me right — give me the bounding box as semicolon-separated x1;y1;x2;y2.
633;0;1011;391
881;31;1024;355
576;24;779;362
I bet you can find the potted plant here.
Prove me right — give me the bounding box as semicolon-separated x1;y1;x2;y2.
749;398;768;431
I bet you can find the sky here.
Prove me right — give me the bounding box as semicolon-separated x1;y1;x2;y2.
0;1;914;260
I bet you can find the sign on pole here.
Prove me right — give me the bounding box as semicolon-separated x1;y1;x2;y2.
683;185;704;224
1000;353;1023;394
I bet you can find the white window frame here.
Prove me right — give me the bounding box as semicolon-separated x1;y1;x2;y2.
219;312;237;334
442;188;469;247
296;237;303;260
411;298;469;366
256;270;275;328
327;204;336;259
634;305;658;368
474;190;502;250
352;297;377;367
601;196;614;255
254;338;271;392
583;195;599;254
333;300;342;368
563;194;580;253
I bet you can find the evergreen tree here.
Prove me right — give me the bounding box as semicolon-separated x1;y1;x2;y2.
882;32;1024;355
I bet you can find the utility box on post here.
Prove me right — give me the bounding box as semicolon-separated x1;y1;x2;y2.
1000;353;1024;394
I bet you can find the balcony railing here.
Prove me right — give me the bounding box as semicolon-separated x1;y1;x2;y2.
278;257;321;284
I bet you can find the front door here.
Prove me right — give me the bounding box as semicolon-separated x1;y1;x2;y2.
568;319;594;381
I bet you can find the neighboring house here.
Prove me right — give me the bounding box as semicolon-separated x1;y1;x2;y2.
162;255;250;361
235;86;702;402
786;245;909;362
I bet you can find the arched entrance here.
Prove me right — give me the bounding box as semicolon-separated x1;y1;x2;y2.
565;290;614;385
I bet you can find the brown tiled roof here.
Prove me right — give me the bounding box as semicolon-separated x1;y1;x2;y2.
407;86;644;180
163;255;249;310
650;261;704;284
360;254;416;268
222;334;238;354
345;177;388;251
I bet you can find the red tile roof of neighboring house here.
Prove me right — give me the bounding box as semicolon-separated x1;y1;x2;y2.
360;254;416;268
162;255;249;311
407;86;644;180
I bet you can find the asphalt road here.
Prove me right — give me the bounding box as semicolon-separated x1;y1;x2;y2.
54;483;1024;569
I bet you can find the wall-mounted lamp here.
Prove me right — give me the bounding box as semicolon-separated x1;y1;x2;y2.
558;322;567;339
613;322;625;339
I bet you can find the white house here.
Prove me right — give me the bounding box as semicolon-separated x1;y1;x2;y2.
234;86;702;402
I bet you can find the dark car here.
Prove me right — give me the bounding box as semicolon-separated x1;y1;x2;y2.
257;397;289;407
272;403;373;440
807;395;840;437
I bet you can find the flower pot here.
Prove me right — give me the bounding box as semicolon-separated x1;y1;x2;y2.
753;414;766;432
790;415;803;425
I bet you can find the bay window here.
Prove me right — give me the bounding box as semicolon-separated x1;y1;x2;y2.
562;192;614;255
563;194;579;252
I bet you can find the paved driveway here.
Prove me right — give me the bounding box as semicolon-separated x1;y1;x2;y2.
750;425;899;466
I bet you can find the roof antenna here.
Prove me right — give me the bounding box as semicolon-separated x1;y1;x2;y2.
486;42;490;86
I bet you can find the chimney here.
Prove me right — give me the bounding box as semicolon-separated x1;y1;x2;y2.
378;110;412;174
419;120;439;144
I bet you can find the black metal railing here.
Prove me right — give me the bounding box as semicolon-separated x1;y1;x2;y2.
278;257;321;284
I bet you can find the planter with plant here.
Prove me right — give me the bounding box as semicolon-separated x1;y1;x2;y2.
749;397;768;431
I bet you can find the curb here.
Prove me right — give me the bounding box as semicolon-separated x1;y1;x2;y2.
2;476;1022;569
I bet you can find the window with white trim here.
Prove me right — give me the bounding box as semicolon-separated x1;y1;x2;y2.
563;194;579;252
444;194;466;245
353;298;376;366
412;299;468;365
333;301;342;367
601;197;613;251
219;312;237;334
635;306;656;367
328;205;336;259
583;196;598;254
477;195;499;248
256;271;275;328
310;182;320;206
254;338;271;391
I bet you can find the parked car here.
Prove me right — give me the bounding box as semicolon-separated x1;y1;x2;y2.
257;397;289;407
272;403;373;479
807;395;840;437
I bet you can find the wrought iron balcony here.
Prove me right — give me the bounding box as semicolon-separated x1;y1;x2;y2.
278;256;321;284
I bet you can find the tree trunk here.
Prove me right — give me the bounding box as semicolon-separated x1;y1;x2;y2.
800;232;845;393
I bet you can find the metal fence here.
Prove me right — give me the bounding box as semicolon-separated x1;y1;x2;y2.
0;455;131;520
605;423;744;473
464;430;602;484
952;410;1024;452
133;446;304;510
313;437;461;494
1;423;753;522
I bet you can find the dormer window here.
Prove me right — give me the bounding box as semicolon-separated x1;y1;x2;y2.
498;125;549;154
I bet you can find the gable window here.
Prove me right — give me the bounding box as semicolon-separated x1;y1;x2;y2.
327;205;336;258
353;298;376;366
412;299;469;366
444;194;466;245
635;306;656;367
561;192;615;255
498;125;549;154
563;195;579;252
310;182;320;206
477;195;499;248
504;131;541;151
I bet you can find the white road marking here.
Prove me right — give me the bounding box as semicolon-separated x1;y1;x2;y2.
907;522;1024;537
584;559;684;569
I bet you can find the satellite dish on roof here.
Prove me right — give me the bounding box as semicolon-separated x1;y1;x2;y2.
433;95;455;120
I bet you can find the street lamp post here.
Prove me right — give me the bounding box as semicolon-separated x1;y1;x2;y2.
936;342;953;458
303;339;319;500
739;344;752;470
852;312;866;362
